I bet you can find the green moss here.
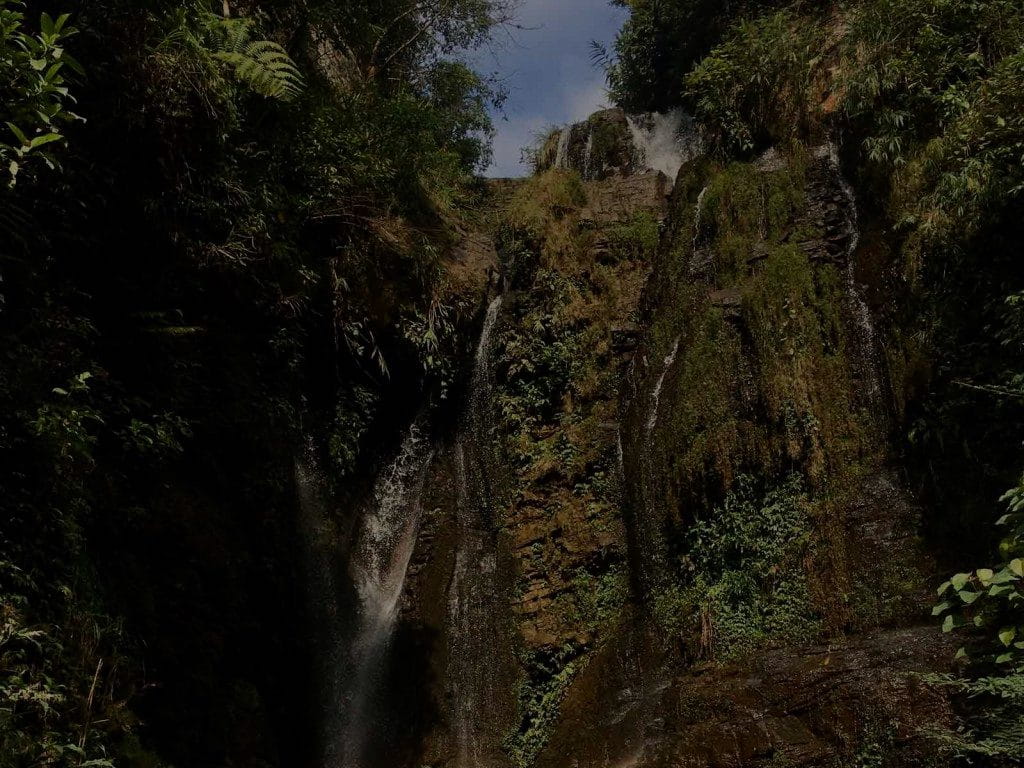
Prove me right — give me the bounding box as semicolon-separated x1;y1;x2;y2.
640;148;908;648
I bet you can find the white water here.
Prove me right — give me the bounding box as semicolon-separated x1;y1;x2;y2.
824;145;882;401
473;295;503;367
645;336;681;435
448;295;503;768
334;423;433;768
692;185;710;251
583;130;594;180
626;111;697;181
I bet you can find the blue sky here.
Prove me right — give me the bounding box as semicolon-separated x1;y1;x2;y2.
471;0;629;177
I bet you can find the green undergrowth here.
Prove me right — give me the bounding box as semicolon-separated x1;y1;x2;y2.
503;644;588;768
652;474;821;660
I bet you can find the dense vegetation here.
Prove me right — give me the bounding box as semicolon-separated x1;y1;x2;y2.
0;0;506;764
606;0;1024;761
5;0;1024;764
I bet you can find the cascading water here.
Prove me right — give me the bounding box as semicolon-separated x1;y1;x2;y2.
447;294;506;768
551;109;697;182
692;185;709;252
645;337;681;435
331;423;433;768
823;145;882;404
626;111;698;181
554;126;572;171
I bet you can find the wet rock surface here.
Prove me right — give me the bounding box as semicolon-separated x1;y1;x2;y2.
539;625;954;768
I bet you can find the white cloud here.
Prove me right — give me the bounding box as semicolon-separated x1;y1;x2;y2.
474;0;627;177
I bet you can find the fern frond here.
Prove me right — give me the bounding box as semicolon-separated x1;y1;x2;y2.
207;17;304;101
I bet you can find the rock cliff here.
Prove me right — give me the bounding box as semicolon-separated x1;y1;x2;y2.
328;112;956;768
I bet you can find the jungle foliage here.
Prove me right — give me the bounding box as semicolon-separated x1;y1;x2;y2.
0;0;505;764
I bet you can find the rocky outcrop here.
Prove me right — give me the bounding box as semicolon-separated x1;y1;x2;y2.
538;108;641;181
538;625;954;768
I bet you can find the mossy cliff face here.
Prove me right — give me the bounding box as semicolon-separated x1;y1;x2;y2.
532;144;953;768
623;147;932;642
395;119;955;768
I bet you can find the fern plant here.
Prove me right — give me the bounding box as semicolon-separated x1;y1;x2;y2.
159;9;303;102
208;16;303;101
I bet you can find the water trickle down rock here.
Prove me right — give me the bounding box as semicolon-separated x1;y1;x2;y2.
447;294;507;768
645;337;681;436
823;145;884;408
638;336;681;591
549;108;696;183
331;424;433;768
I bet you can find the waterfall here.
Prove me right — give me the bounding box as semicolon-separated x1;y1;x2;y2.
824;145;882;403
448;294;505;768
645;337;681;435
626;111;697;181
692;185;709;251
331;422;433;768
583;130;594;180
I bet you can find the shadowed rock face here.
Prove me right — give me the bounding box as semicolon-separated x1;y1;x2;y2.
537;625;954;768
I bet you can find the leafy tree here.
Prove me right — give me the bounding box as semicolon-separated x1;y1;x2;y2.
0;0;81;186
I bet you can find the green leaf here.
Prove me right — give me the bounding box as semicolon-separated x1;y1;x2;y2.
29;133;61;149
958;590;981;605
977;568;994;585
1010;559;1024;577
932;601;951;616
6;122;28;146
59;51;84;76
942;614;955;633
951;572;971;590
989;568;1017;584
995;652;1013;664
998;627;1016;646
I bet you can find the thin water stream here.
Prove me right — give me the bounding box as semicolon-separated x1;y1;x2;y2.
824;145;883;405
447;294;505;768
